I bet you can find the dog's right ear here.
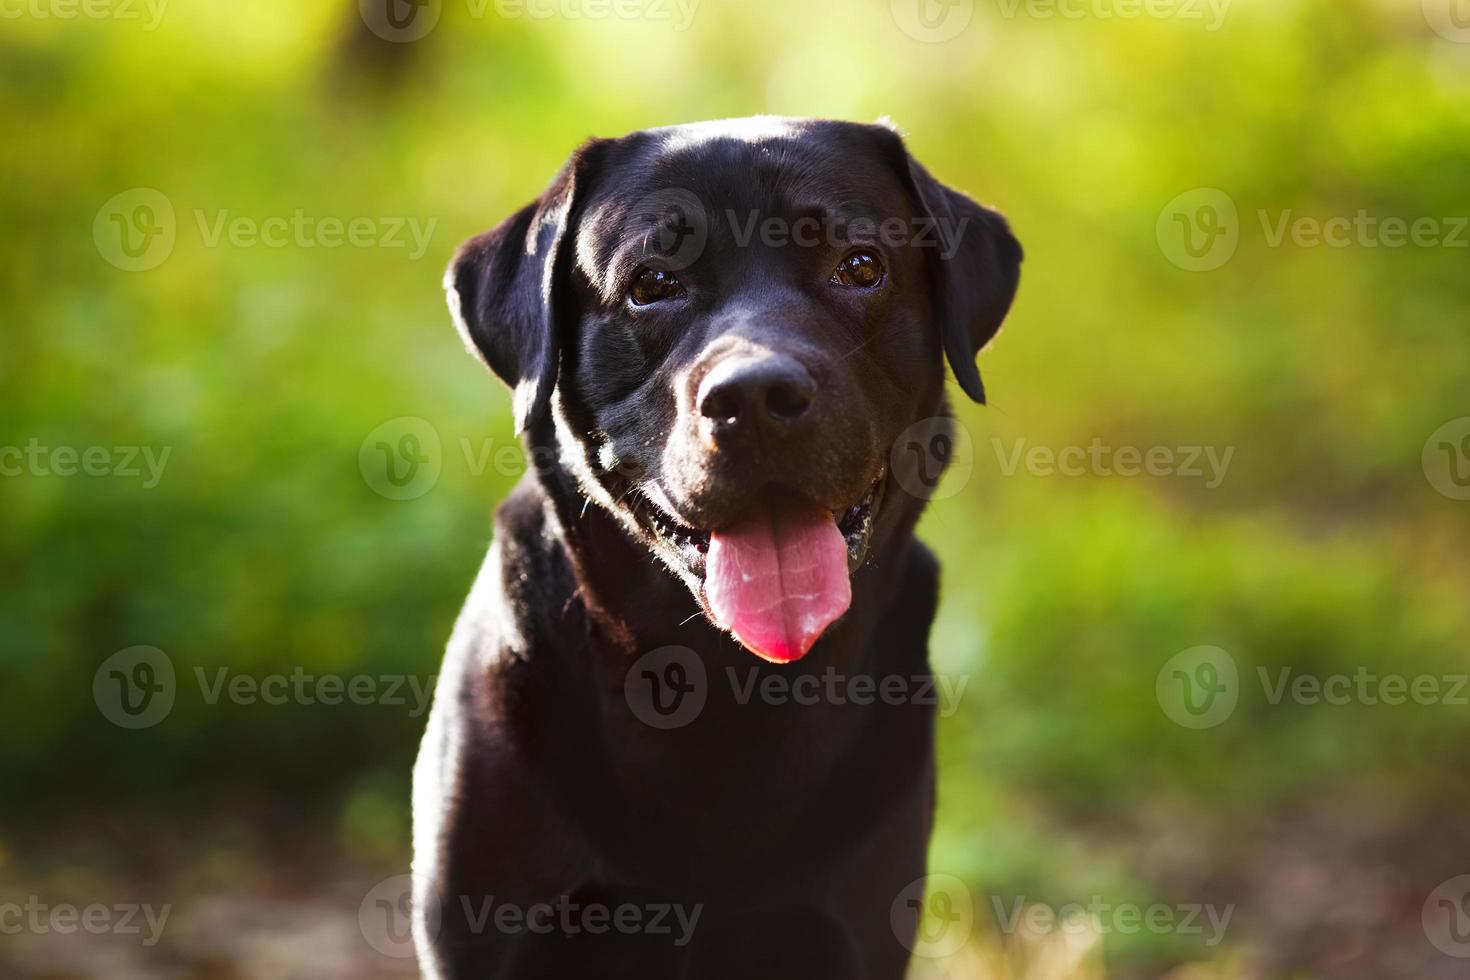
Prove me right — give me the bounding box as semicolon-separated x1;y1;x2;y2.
445;146;596;434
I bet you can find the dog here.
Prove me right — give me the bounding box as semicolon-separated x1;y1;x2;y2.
412;116;1021;979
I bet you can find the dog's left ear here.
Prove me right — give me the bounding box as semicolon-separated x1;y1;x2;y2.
445;143;598;433
880;131;1023;405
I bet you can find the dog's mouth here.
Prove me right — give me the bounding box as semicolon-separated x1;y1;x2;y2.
632;475;885;569
629;474;885;663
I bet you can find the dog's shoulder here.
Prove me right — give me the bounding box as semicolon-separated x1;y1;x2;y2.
462;475;576;659
431;477;572;684
491;474;559;570
888;536;941;623
866;537;942;677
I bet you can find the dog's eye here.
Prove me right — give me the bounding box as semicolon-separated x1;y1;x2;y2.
831;250;885;288
629;267;683;306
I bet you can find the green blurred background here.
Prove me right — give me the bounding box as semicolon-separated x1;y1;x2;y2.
3;0;1470;976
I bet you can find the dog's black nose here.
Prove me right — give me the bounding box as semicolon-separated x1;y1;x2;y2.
698;354;816;437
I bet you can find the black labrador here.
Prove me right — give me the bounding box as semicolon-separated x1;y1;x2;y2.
412;117;1021;979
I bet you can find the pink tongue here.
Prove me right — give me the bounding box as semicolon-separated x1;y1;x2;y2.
705;493;852;663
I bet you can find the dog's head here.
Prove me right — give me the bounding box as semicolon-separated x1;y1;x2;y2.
448;117;1021;663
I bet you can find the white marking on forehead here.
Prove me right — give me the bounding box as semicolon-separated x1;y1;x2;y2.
653;116;806;153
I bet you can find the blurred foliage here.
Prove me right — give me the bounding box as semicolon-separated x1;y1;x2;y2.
3;0;1469;975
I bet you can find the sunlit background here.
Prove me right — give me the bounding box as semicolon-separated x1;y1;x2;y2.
4;0;1470;976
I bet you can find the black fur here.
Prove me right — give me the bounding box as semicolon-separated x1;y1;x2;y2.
415;117;1021;979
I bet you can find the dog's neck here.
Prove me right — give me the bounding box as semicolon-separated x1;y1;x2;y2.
507;420;936;805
